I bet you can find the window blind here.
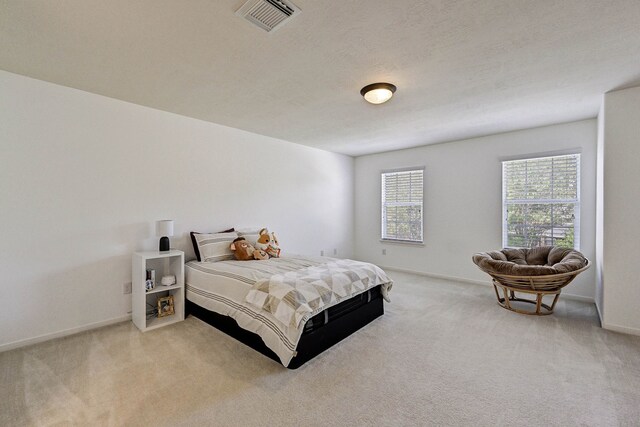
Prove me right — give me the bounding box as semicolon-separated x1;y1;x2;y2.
502;154;580;249
381;168;424;242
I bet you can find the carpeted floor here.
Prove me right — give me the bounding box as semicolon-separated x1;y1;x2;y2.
2;271;640;426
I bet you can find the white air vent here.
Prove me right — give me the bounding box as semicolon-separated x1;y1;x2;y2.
236;0;301;33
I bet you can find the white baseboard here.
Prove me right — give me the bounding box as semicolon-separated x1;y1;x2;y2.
602;322;640;336
381;265;595;303
0;314;132;353
595;301;604;326
560;293;596;303
380;265;488;286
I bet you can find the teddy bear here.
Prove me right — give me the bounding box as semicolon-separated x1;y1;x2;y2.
230;237;268;261
255;228;281;258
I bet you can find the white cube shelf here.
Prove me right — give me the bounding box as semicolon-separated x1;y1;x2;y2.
132;250;185;331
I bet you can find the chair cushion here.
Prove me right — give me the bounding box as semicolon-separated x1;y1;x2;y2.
472;246;588;276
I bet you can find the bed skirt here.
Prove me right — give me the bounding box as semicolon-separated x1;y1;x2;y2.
186;285;384;369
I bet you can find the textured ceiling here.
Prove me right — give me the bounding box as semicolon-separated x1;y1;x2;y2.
2;0;640;156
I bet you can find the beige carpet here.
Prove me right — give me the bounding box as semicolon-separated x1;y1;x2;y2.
2;271;640;426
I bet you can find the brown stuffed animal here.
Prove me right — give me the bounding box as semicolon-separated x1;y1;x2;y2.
255;228;271;252
230;237;253;261
230;237;268;261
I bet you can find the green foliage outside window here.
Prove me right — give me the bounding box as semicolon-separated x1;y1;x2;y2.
503;154;579;249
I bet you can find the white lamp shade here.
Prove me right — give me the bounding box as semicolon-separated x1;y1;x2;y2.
156;220;174;237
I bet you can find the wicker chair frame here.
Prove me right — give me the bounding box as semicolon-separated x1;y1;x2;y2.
476;260;590;316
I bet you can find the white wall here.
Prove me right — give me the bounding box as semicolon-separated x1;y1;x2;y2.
0;71;354;350
598;86;640;335
595;103;605;319
354;120;597;300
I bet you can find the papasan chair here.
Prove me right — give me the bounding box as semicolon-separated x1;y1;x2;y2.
472;246;590;315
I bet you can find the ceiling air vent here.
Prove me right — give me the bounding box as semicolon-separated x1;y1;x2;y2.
236;0;301;33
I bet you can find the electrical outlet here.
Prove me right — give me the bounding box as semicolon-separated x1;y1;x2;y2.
123;282;132;294
333;248;337;255
320;250;324;256
382;249;387;255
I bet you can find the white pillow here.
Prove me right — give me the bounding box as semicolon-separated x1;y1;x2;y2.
237;227;264;246
191;231;238;262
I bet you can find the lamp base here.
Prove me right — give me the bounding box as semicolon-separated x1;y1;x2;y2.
159;236;170;252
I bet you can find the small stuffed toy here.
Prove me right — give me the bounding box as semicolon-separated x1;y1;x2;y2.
255;228;281;258
267;231;281;258
255;228;271;253
253;248;269;260
230;237;268;261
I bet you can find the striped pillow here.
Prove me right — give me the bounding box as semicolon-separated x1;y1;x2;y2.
191;231;238;262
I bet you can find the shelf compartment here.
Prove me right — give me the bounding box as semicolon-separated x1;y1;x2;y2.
145;283;182;295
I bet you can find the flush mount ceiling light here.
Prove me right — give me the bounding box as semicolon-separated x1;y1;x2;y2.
360;82;397;105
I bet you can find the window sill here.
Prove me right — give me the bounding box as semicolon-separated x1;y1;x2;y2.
380;239;425;246
504;245;581;251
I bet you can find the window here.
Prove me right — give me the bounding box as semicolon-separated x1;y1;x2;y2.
502;153;580;249
381;168;424;243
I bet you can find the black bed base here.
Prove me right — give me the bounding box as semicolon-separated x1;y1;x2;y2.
186;285;384;369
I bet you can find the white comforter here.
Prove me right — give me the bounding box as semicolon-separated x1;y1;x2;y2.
185;255;392;367
245;258;392;329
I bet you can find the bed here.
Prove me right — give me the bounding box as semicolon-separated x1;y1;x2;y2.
185;255;393;368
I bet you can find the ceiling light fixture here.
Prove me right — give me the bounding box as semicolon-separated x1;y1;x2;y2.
360;82;397;105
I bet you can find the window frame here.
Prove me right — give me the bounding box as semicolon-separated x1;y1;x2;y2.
501;153;581;250
380;166;425;244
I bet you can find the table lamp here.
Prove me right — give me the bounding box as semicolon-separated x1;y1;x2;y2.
156;220;174;252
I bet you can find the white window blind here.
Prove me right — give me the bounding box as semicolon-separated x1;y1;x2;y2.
502;153;580;249
381;168;424;243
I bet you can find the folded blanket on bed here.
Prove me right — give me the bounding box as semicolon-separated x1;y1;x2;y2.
245;258;392;328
